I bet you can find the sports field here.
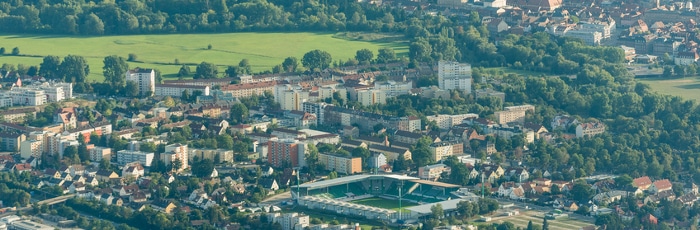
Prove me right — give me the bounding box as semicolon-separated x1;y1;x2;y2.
349;197;415;212
638;76;700;101
0;32;408;81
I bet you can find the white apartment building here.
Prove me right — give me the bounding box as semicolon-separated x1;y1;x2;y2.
0;96;11;108
126;68;156;96
427;113;479;129
438;61;472;93
40;86;64;102
9;88;46;106
357;89;387;106
374;81;412;97
189;148;234;163
117;150;154;167
155;84;210;97
268;212;310;230
163;143;189;172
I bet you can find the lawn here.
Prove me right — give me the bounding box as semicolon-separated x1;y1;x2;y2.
0;32;408;81
350;197;415;213
638;76;700;101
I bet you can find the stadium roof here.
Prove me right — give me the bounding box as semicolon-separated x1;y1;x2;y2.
297;174;419;189
409;180;461;188
406;198;473;215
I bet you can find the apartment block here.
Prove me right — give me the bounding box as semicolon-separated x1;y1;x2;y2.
117;150;154;167
438;61;472;93
126;68;156;96
267;139;306;168
0;132;25;152
189;148;234;163
319;153;362;175
163;144;189;172
155;84;210;97
90;147;112;162
20;140;42;159
426;113;479;130
220;81;277;98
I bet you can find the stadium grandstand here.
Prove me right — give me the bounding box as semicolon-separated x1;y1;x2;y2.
293;174;462;222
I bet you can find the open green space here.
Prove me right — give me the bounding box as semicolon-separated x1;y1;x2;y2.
350;197;415;213
638;76;700;101
0;32;408;81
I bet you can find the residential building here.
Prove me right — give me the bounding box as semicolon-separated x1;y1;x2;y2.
633;176;653;190
0;132;25;152
551;115;578;130
163;77;235;87
116;150;154;167
268;139;306;168
267;212;310;230
322;105;421;132
430;142;461;162
126;68;156;96
318;153;362;175
650;179;673;194
163;144;189;172
494;105;534;125
357;89;386;106
474;88;505;102
368;153;387;169
374;81;412;97
9;88;46;106
274;84;310;111
418;164;450;181
427;113;479;130
575;122;605;138
220;81;277;98
369;144;412;161
90;147;112;162
438;61;472;93
189;148;234;163
20;140;42;159
155;84;210;97
0;108;36;123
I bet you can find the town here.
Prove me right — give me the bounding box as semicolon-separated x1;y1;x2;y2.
1;0;700;229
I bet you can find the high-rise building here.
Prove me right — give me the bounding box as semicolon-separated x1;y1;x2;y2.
318;153;362;174
163;144;189;172
357;89;386;106
267;139;306;167
117;150;154;166
126;68;156;96
438;61;472;93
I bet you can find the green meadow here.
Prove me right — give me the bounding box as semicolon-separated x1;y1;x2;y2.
0;32;408;81
638;76;700;101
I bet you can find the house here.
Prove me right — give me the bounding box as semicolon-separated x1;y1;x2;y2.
487;18;509;36
260;179;279;194
642;214;658;225
96;169;119;182
575;122;605;138
649;179;673;194
69;182;86;193
151;199;177;214
550;115;578;130
498;182;525;200
632;176;653;190
685;182;698;195
262;166;274;177
122;163;145;180
678;193;698;206
85;176;99;187
119;184;140;197
563;201;579;212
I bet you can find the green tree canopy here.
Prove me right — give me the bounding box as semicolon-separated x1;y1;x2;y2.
194;62;218;79
103;55;129;87
302;50;332;71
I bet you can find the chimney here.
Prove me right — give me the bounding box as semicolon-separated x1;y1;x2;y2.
384;136;390;147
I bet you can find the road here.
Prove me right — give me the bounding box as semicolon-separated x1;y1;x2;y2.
260;191;292;206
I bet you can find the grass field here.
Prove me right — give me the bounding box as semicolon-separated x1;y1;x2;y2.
0;32;408;81
350;197;415;213
638;76;700;101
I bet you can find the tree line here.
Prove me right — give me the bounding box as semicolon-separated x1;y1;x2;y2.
0;0;409;35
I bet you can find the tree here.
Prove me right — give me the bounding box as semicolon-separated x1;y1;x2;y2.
355;49;374;63
82;13;105;35
194;62;218;79
328;171;338;179
59;55;89;83
282;57;299;73
542;217;549;230
178;65;191;77
124;81;139;97
11;47;19;56
431;203;444;219
103;55;129;87
192;158;215;178
128;53;138;62
238;59;251;75
230;103;249;125
39;56;61;80
162;96;175;107
302;50;332;71
0;47;4;55
225;66;239;78
216;134;234;150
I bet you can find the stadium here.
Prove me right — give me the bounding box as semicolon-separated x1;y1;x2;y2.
292;174;464;222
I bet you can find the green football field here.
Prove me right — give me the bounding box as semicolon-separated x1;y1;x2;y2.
0;32;408;81
350;197;415;212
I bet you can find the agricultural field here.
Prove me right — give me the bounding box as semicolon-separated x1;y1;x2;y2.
349;197;415;213
487;210;594;230
638;76;700;101
0;32;408;81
